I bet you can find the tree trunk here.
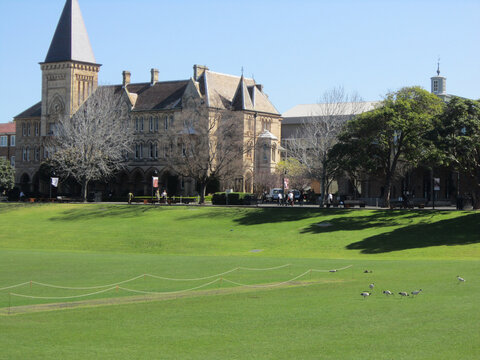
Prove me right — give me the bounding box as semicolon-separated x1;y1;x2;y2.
199;181;206;204
82;179;89;203
319;157;327;208
472;186;480;210
384;174;392;208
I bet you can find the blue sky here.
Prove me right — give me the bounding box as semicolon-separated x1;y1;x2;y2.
0;0;479;123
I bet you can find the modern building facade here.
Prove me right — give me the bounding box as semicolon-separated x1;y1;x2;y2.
13;0;281;198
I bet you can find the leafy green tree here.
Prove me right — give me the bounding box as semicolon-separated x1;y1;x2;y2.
275;158;309;190
0;158;15;193
431;97;480;208
332;86;444;207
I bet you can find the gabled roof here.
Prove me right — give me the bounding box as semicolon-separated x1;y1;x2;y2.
0;122;16;134
232;76;254;111
200;70;279;115
111;80;189;111
44;0;96;64
14;102;42;119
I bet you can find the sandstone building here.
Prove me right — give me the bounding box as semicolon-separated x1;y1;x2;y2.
14;0;281;198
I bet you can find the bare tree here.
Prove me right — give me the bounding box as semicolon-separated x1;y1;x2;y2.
286;87;367;206
254;171;281;196
166;98;252;204
50;87;133;201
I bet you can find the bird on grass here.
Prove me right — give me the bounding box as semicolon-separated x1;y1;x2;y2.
457;276;466;283
329;269;337;273
364;270;373;273
361;292;371;299
369;283;375;290
411;289;423;297
382;290;394;296
398;291;409;297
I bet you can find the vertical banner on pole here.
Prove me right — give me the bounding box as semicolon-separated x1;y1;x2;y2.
152;177;159;188
284;178;289;190
51;177;59;187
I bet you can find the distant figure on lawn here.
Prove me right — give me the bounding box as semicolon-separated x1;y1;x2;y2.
155;189;160;203
128;192;134;205
162;189;168;204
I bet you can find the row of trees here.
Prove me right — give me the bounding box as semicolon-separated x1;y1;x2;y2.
282;86;480;209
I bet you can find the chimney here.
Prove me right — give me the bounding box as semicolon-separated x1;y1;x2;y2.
193;64;209;81
122;71;131;88
151;68;159;86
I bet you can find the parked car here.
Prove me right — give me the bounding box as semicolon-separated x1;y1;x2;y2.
266;188;283;202
291;189;301;201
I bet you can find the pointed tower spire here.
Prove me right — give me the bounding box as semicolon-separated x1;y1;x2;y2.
437;58;441;76
44;0;96;64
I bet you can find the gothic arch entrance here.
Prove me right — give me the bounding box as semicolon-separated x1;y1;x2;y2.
20;173;30;193
160;171;179;196
132;171;145;196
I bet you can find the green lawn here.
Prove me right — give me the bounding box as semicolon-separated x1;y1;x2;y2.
1;204;479;359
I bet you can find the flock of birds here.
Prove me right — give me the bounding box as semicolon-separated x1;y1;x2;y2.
360;275;466;299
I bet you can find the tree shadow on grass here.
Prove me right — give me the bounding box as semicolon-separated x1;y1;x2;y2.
345;213;480;254
48;205;161;221
0;203;30;214
299;210;441;234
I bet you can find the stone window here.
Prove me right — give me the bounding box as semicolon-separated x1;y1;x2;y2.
164;115;169;130
35;147;40;161
35;122;40;136
10;135;15;147
149;117;154;132
22;123;26;137
150;142;158;159
154;117;159;132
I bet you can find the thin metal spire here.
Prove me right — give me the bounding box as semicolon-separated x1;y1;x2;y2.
437;57;441;76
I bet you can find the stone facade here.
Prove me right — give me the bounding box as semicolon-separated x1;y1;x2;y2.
13;0;281;198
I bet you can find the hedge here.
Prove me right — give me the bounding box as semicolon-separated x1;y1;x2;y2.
212;192;256;205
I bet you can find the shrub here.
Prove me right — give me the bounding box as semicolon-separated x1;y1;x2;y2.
212;192;255;205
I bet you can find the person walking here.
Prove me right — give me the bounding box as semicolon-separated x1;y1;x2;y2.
128;192;134;205
162;189;168;204
277;192;283;206
288;191;294;206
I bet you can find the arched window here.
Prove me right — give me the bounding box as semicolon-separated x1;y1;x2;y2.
149;117;154;132
154;117;159;132
150;142;158;159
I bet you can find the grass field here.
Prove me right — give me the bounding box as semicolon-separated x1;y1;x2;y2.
1;204;479;359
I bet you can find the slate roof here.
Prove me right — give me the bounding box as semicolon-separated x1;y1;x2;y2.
14;102;42;119
0;122;16;134
44;0;96;64
119;81;189;111
201;71;279;115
